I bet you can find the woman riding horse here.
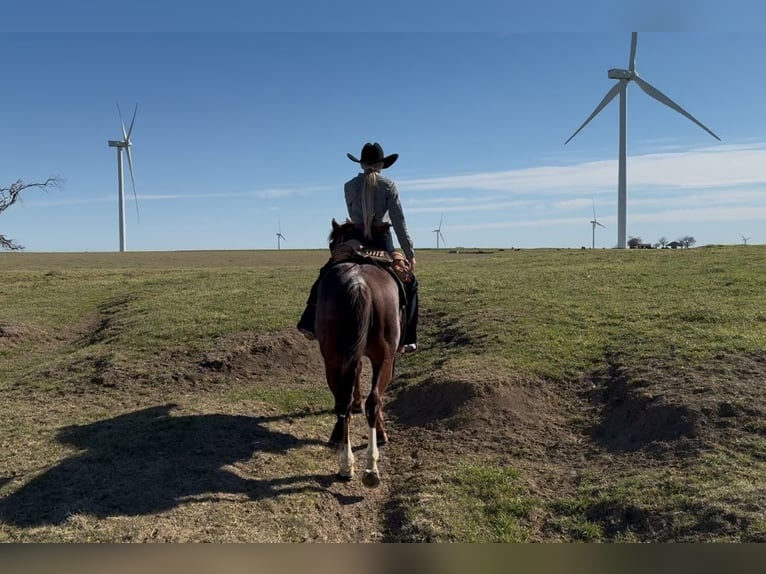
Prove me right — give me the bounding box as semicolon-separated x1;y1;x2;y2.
297;142;419;354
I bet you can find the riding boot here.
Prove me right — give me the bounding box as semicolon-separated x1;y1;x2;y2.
298;262;335;340
297;278;320;340
402;274;419;351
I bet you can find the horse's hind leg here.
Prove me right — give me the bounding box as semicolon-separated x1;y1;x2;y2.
362;358;395;488
367;358;395;445
351;374;363;414
334;414;354;481
327;363;357;481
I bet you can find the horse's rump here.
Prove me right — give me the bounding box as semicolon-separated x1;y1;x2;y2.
316;261;401;367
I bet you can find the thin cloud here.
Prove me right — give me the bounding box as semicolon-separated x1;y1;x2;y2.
400;143;766;194
632;206;766;224
21;185;330;207
19;145;766;218
443;205;766;234
407;199;539;214
447;216;588;232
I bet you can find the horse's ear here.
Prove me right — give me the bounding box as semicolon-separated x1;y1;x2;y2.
332;218;340;230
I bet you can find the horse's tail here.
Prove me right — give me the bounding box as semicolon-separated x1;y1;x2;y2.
341;275;372;370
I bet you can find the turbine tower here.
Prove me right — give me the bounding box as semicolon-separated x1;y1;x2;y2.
108;103;139;252
276;219;286;250
432;215;446;249
590;199;606;249
565;33;720;249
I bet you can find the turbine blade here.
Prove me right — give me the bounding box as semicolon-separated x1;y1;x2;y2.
633;76;721;141
597;222;606;228
126;147;140;222
565;83;622;144
592;198;597;220
126;103;138;141
117;102;128;140
438;214;443;230
629;32;637;72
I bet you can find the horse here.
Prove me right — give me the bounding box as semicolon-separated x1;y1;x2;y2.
315;218;404;488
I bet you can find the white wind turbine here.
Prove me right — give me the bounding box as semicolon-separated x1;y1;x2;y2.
276;219;286;250
107;103;139;252
590;199;606;249
565;33;720;249
432;215;446;249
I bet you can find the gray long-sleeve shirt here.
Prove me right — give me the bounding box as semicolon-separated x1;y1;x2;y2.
344;173;415;260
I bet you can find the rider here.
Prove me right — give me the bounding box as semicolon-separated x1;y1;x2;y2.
297;142;419;353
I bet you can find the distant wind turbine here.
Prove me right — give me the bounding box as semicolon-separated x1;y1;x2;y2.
742;235;751;246
432;215;446;249
107;103;139;252
276;219;286;250
590;199;606;249
565;33;720;249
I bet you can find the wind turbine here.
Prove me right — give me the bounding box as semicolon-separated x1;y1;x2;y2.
590;199;606;249
432;215;446;249
107;103;139;252
565;33;720;249
276;219;286;250
742;235;751;246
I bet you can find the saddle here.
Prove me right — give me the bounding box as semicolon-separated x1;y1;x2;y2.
329;239;411;308
330;239;412;284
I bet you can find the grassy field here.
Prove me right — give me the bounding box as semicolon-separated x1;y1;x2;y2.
1;245;765;541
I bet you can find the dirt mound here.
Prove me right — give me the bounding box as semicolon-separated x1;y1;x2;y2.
203;329;323;380
589;375;700;454
587;351;766;456
36;328;327;393
164;329;325;388
0;321;48;345
389;373;574;461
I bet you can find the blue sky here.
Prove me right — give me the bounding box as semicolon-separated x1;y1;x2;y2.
1;3;765;251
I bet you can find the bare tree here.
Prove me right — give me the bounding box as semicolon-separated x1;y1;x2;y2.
677;236;696;249
1;177;63;250
655;236;669;249
627;236;643;249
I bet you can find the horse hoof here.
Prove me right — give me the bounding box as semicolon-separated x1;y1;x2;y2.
337;472;354;483
362;470;381;489
351;402;363;415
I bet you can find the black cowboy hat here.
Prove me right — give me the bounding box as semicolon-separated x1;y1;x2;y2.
347;142;398;169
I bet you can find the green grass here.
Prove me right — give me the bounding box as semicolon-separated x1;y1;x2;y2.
420;246;766;381
226;386;332;413
398;462;537;542
2;245;766;541
4;247;764;386
0;251;326;387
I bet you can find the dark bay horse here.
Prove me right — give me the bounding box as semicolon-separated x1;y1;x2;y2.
316;219;403;488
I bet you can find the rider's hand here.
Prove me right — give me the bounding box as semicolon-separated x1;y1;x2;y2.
408;257;416;273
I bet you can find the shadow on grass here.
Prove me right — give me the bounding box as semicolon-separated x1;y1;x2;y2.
0;404;333;527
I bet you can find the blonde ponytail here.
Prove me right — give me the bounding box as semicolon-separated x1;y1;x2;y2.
361;162;383;239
